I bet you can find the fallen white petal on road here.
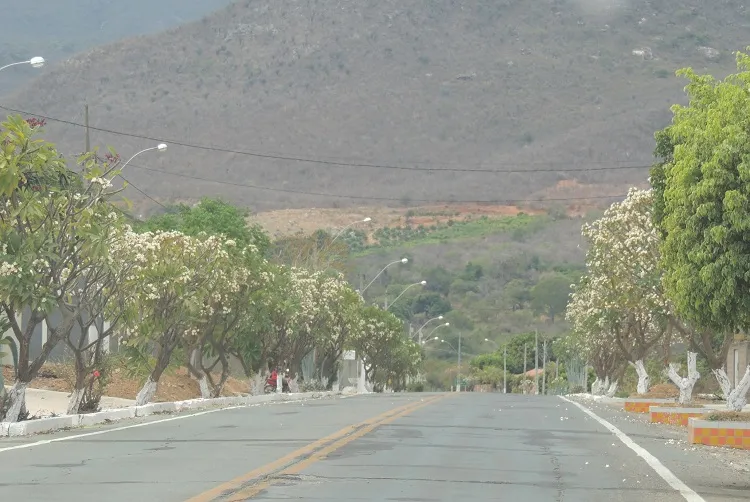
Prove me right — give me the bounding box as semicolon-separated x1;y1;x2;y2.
561;396;706;502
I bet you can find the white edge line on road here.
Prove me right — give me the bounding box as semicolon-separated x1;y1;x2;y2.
0;395;342;454
559;396;706;502
0;405;238;454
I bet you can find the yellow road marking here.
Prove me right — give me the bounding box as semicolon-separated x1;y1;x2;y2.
226;394;448;501
185;395;447;502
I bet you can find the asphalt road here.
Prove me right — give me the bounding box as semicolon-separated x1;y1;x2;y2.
1;393;748;501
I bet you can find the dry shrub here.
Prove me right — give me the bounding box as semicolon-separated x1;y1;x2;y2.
702;411;750;422
629;383;679;399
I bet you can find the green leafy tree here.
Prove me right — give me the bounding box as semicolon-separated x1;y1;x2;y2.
652;53;750;407
530;273;573;323
143;197;270;255
655;57;750;332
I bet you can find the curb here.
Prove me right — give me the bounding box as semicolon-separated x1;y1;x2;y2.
688;417;750;449
624;398;676;413
649;406;707;426
1;391;345;438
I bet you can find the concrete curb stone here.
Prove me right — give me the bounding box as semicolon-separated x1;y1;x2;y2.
0;391;343;438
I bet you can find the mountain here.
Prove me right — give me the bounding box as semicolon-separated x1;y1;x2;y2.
0;0;235;96
3;0;747;214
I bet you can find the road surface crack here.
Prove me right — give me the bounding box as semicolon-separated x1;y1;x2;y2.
541;444;564;501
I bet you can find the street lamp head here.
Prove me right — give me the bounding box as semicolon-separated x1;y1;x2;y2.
400;258;408;264
29;57;45;68
419;280;426;285
157;143;168;152
363;217;372;222
434;337;439;340
438;315;443;320
484;338;489;342
444;322;450;327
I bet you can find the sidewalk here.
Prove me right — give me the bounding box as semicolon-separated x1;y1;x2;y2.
570;393;750;412
4;387;135;417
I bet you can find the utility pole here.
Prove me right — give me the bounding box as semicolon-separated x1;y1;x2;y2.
542;339;547;395
457;332;462;392
503;345;507;394
523;343;527;394
534;330;539;395
84;103;90;153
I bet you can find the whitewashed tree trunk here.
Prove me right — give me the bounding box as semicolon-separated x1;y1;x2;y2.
66;388;85;415
197;375;211;399
3;381;28;422
666;351;700;405
713;365;750;412
288;377;300;393
631;360;650;395
276;370;283;393
135;377;158;406
591;377;603;395
249;370;265;396
605;379;619;398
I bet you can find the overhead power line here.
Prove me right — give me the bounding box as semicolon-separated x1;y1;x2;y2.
128;161;627;203
0;104;655;174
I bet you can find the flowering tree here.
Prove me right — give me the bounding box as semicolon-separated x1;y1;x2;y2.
120;230;233;406
565;288;623;397
185;242;268;398
349;306;407;387
310;282;362;388
0;117;124;422
567;188;670;395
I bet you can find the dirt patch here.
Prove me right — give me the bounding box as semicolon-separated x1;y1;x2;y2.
701;411;750;422
630;383;680;399
655;402;706;408
250;203;554;239
3;364;249;402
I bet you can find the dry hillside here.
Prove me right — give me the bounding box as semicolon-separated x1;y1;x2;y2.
4;0;748;213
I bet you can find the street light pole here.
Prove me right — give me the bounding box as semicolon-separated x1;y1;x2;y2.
534;329;539;395
328;217;372;245
385;280;425;310
504;345;507;394
121;144;168;171
361;258;408;294
415;316;444;344
0;57;45;72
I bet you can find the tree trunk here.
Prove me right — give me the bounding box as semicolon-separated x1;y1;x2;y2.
250;369;266;396
135;377;158;406
198;376;211;399
66;348;89;415
591;377;605;395
631;360;650;395
666;351;700;405
3;381;28;422
605;378;619;398
713;365;750;412
208;358;230;398
135;346;172;406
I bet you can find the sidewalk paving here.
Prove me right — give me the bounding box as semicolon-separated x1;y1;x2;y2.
4;386;135;417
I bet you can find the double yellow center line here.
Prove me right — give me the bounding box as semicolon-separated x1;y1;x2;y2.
185;394;448;502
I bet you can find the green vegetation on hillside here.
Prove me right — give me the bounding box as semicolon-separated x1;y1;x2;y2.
343;213;551;255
